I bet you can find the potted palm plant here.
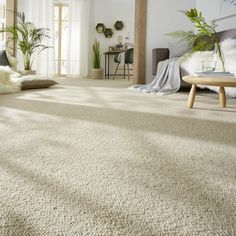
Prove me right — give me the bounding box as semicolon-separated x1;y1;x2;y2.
1;11;51;75
91;39;103;79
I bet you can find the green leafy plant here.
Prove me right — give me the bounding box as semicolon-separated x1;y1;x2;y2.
168;8;225;71
0;11;51;70
92;39;101;69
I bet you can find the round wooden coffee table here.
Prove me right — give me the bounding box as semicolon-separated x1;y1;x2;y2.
182;75;236;108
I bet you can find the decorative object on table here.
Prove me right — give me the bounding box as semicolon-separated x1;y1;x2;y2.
0;11;51;75
109;44;123;52
168;8;226;72
117;35;123;45
125;32;132;43
96;23;105;33
114;21;124;31
202;60;217;72
109;46;116;52
115;43;124;51
104;28;113;38
91;39;103;79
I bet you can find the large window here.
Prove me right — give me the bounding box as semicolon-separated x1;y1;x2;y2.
54;3;69;76
0;0;16;54
0;2;6;48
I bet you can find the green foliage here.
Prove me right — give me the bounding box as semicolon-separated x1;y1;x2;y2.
0;11;51;70
92;40;101;69
168;8;225;71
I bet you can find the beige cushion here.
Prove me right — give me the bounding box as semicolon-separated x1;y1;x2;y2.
6;51;18;70
21;78;58;90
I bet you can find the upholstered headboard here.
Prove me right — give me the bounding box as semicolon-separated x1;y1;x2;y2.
217;28;236;42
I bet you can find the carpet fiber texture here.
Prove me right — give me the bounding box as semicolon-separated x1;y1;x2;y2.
0;78;236;236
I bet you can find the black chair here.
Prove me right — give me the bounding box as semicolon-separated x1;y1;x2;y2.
113;48;134;80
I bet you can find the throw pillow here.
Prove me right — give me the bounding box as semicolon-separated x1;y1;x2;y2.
18;76;58;90
0;50;10;67
6;51;18;70
169;40;191;58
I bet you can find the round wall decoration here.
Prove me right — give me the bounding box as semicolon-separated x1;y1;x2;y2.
114;21;124;31
104;28;113;38
96;23;105;33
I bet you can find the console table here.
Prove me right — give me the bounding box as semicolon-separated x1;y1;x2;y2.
182;75;236;108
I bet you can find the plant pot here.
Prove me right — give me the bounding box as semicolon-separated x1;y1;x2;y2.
19;70;36;76
91;68;104;79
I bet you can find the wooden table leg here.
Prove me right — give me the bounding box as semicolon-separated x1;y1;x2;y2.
188;84;196;109
219;87;226;108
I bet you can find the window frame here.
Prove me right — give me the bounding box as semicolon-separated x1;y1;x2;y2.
54;2;69;76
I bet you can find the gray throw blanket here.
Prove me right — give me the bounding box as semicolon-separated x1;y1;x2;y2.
130;57;181;95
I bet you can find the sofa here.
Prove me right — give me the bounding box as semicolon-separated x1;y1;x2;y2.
152;28;236;88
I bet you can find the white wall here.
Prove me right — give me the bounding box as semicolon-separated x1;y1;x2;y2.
90;0;195;82
196;0;236;32
89;0;135;76
146;0;196;83
89;0;195;82
18;0;194;81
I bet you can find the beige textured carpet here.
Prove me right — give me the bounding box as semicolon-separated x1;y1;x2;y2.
0;78;236;236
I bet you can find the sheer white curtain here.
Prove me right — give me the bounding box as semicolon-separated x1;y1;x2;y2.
67;0;90;78
18;0;55;76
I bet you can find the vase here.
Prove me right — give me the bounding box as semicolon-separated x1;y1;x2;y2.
202;60;217;72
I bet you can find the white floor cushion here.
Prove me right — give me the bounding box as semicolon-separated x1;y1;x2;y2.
0;66;21;94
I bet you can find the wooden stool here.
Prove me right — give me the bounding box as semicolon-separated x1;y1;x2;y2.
182;75;236;109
